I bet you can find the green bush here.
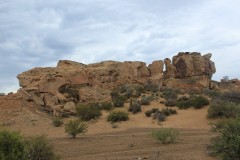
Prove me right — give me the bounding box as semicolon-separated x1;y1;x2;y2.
113;95;126;107
107;110;129;122
176;95;209;109
140;96;153;105
145;108;159;117
209;117;240;160
124;89;133;98
208;100;240;118
162;108;177;116
191;96;209;109
152;128;179;144
128;100;141;114
76;104;102;121
153;111;166;121
176;99;191;109
25;135;59;160
145;110;153;117
0;129;27;160
221;92;240;104
119;85;127;93
144;80;159;92
165;98;176;107
110;90;119;99
161;88;178;99
203;89;221;98
65;119;87;138
157;113;166;121
52;117;64;127
99;102;113;111
0;130;59;160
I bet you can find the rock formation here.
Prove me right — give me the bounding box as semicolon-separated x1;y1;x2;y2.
17;52;216;116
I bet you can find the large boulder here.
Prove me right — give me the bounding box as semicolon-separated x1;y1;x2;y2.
148;60;164;76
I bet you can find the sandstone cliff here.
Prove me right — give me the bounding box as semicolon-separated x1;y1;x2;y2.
17;52;216;116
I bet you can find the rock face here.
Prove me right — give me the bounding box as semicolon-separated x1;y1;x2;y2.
172;52;216;78
17;52;216;116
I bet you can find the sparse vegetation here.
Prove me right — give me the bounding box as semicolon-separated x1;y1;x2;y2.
191;95;210;109
52;117;64;127
107;110;129;122
0;129;58;160
0;129;27;160
110;90;119;99
161;88;178;100
140;95;153;105
176;95;209;109
128;99;141;114
145;110;153;117
203;89;221;98
144;80;159;92
208;100;240;118
152;128;179;144
113;95;127;107
209;117;240;160
99;102;113;111
65;119;87;138
25;135;59;160
162;108;177;116
221;92;240;104
146;108;177;121
165;98;177;107
0;93;5;96
76;104;102;121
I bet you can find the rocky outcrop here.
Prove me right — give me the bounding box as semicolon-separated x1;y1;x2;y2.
17;52;216;116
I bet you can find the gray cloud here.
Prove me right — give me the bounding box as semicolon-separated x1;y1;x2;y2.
1;0;240;93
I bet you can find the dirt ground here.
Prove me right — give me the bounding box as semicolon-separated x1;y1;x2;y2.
0;94;218;160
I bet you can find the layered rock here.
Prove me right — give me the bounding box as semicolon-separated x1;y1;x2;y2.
17;52;216;116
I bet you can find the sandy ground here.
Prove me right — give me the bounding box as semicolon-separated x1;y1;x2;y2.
0;94;218;160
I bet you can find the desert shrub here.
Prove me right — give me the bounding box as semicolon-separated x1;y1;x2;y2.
99;102;113;111
76;104;101;121
0;93;5;96
168;108;177;114
145;110;153;117
208;100;240;118
176;95;209;109
110;90;119;99
129;100;141;114
209;117;240;160
161;88;178;100
165;98;176;107
221;92;240;104
203;89;221;98
152;128;179;144
65;119;87;138
52;117;64;127
107;110;129;122
144;80;159;92
176;99;192;109
0;129;27;160
145;108;160;117
119;85;127;93
191;95;209;109
140;96;153;105
157;113;166;121
153;111;166;121
113;95;127;107
162;108;177;116
134;85;144;93
25;135;59;160
124;88;133;98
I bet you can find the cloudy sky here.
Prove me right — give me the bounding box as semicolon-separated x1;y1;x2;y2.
1;0;240;93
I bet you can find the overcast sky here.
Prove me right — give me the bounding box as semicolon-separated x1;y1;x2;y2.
1;0;240;93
